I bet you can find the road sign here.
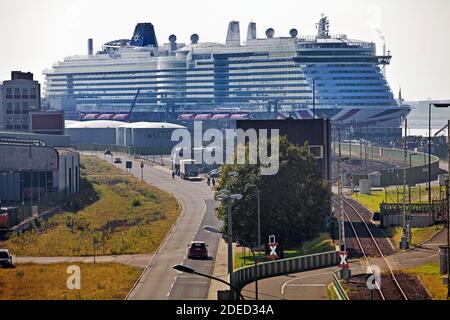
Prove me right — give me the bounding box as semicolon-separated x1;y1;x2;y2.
140;161;144;168
268;242;279;260
338;251;349;269
269;235;276;244
126;161;133;169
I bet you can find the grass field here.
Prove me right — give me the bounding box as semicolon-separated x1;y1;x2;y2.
0;155;181;256
234;233;335;269
402;263;448;300
0;263;141;300
387;224;442;249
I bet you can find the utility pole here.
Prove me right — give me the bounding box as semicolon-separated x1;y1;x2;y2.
349;128;352;167
365;141;368;176
338;125;349;280
400;119;409;249
338;126;345;251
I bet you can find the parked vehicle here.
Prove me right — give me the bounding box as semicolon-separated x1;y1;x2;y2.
208;168;221;178
0;249;14;268
104;150;112;155
114;157;122;164
179;159;202;181
187;241;208;259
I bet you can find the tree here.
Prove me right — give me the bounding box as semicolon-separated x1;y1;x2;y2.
215;136;330;249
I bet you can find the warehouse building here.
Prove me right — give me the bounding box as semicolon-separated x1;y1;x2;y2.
0;136;79;230
117;122;186;154
65;120;123;145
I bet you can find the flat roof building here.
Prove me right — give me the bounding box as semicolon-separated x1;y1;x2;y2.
0;71;41;131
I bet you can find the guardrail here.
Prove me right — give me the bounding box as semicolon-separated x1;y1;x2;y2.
231;250;339;292
332;271;349;300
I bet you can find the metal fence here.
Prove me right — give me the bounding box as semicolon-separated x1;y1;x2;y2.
332;271;349;300
1;188;69;230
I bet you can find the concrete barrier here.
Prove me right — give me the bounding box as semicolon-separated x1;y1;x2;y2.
232;250;339;291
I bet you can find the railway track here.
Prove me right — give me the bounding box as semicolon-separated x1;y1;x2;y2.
332;196;408;300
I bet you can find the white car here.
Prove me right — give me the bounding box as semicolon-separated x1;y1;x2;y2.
0;249;14;268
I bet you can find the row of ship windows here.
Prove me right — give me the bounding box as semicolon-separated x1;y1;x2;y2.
46;77;308;85
47;62;381;79
46;83;389;94
70;98;396;106
47;87;391;95
73;101;395;107
54;92;395;101
46;75;384;87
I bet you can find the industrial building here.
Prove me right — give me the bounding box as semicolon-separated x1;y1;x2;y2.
65;120;124;145
0;71;41;131
64;120;187;154
235;119;331;181
117;122;186;154
0;133;79;231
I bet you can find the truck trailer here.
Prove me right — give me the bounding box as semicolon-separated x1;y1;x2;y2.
179;159;202;181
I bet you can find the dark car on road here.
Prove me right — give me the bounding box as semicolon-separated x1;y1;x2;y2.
114;157;122;164
0;249;14;268
187;241;208;259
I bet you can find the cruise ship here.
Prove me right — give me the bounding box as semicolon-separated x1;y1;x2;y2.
43;16;410;128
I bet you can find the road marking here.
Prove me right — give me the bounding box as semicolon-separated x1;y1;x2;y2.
284;284;326;287
281;271;332;295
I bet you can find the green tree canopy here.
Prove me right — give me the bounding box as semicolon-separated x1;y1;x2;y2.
216;136;330;248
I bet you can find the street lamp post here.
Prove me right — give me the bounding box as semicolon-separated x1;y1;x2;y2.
429;103;450;224
204;226;258;300
247;184;261;300
216;181;242;297
173;264;245;300
409;152;418;206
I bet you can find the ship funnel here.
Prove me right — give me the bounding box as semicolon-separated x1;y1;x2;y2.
247;22;256;40
169;34;177;52
87;38;93;55
190;34;199;44
289;28;298;38
226;21;240;46
265;28;275;38
130;23;158;47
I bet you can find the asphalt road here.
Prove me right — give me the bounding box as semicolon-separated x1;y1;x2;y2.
89;152;220;300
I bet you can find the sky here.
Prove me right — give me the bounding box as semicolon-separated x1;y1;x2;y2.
0;0;449;101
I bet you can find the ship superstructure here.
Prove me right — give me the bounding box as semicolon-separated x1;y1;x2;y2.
44;16;410;127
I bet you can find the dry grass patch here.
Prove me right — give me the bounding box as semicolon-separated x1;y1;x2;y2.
403;263;448;300
0;156;181;256
0;263;141;300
